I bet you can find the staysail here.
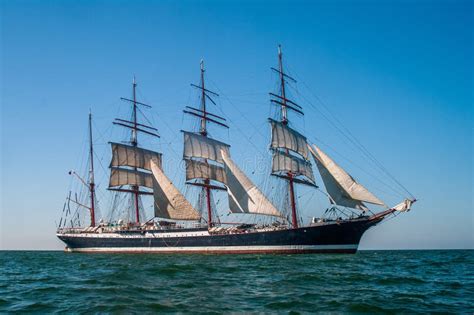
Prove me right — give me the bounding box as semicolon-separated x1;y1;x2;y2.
221;150;283;217
392;198;413;212
308;144;385;210
150;159;201;221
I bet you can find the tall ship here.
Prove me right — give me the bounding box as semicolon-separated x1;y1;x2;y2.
57;46;416;254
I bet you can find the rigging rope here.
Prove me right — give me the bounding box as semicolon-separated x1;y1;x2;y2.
284;64;415;199
311;135;406;198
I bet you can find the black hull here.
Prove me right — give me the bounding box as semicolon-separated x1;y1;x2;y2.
57;218;381;254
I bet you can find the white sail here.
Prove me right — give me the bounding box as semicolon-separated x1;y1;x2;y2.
185;159;227;184
221;150;283;217
312;158;368;210
150;160;201;221
392;199;413;212
308;144;385;208
183;131;230;164
110;142;162;171
109;167;153;188
272;151;315;184
270;119;309;160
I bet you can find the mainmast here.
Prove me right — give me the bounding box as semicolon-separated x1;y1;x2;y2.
109;77;160;224
88;110;96;227
269;45;315;229
183;60;229;228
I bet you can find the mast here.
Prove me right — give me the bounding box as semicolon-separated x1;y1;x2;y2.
200;61;212;227
278;45;297;228
131;77;140;223
269;45;313;229
183;60;229;229
110;77;160;225
278;45;288;125
132;77;138;146
88;110;96;227
200;60;207;136
288;173;297;228
199;61;211;226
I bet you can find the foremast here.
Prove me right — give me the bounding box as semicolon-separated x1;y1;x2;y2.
269;45;316;228
183;60;229;228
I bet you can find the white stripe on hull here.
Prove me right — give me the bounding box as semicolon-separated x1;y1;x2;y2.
66;244;358;253
57;231;211;238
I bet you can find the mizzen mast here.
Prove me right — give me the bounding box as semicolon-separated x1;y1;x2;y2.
88;110;96;227
183;60;229;228
109;77;160;224
269;45;315;229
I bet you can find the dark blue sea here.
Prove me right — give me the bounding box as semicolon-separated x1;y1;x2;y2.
1;250;473;313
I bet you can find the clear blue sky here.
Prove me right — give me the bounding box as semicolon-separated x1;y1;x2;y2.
1;0;472;250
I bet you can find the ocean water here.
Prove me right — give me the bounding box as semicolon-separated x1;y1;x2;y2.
1;250;473;313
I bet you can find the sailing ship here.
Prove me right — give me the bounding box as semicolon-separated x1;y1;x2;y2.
57;46;416;254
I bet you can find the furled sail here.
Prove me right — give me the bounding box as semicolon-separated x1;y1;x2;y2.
272;151;315;185
270;119;309;160
150;159;201;221
308;144;385;209
110;142;162;171
185;159;227;184
183;131;230;164
221;150;283;217
109;167;153;189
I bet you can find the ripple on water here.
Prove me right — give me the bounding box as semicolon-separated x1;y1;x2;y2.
1;250;473;313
